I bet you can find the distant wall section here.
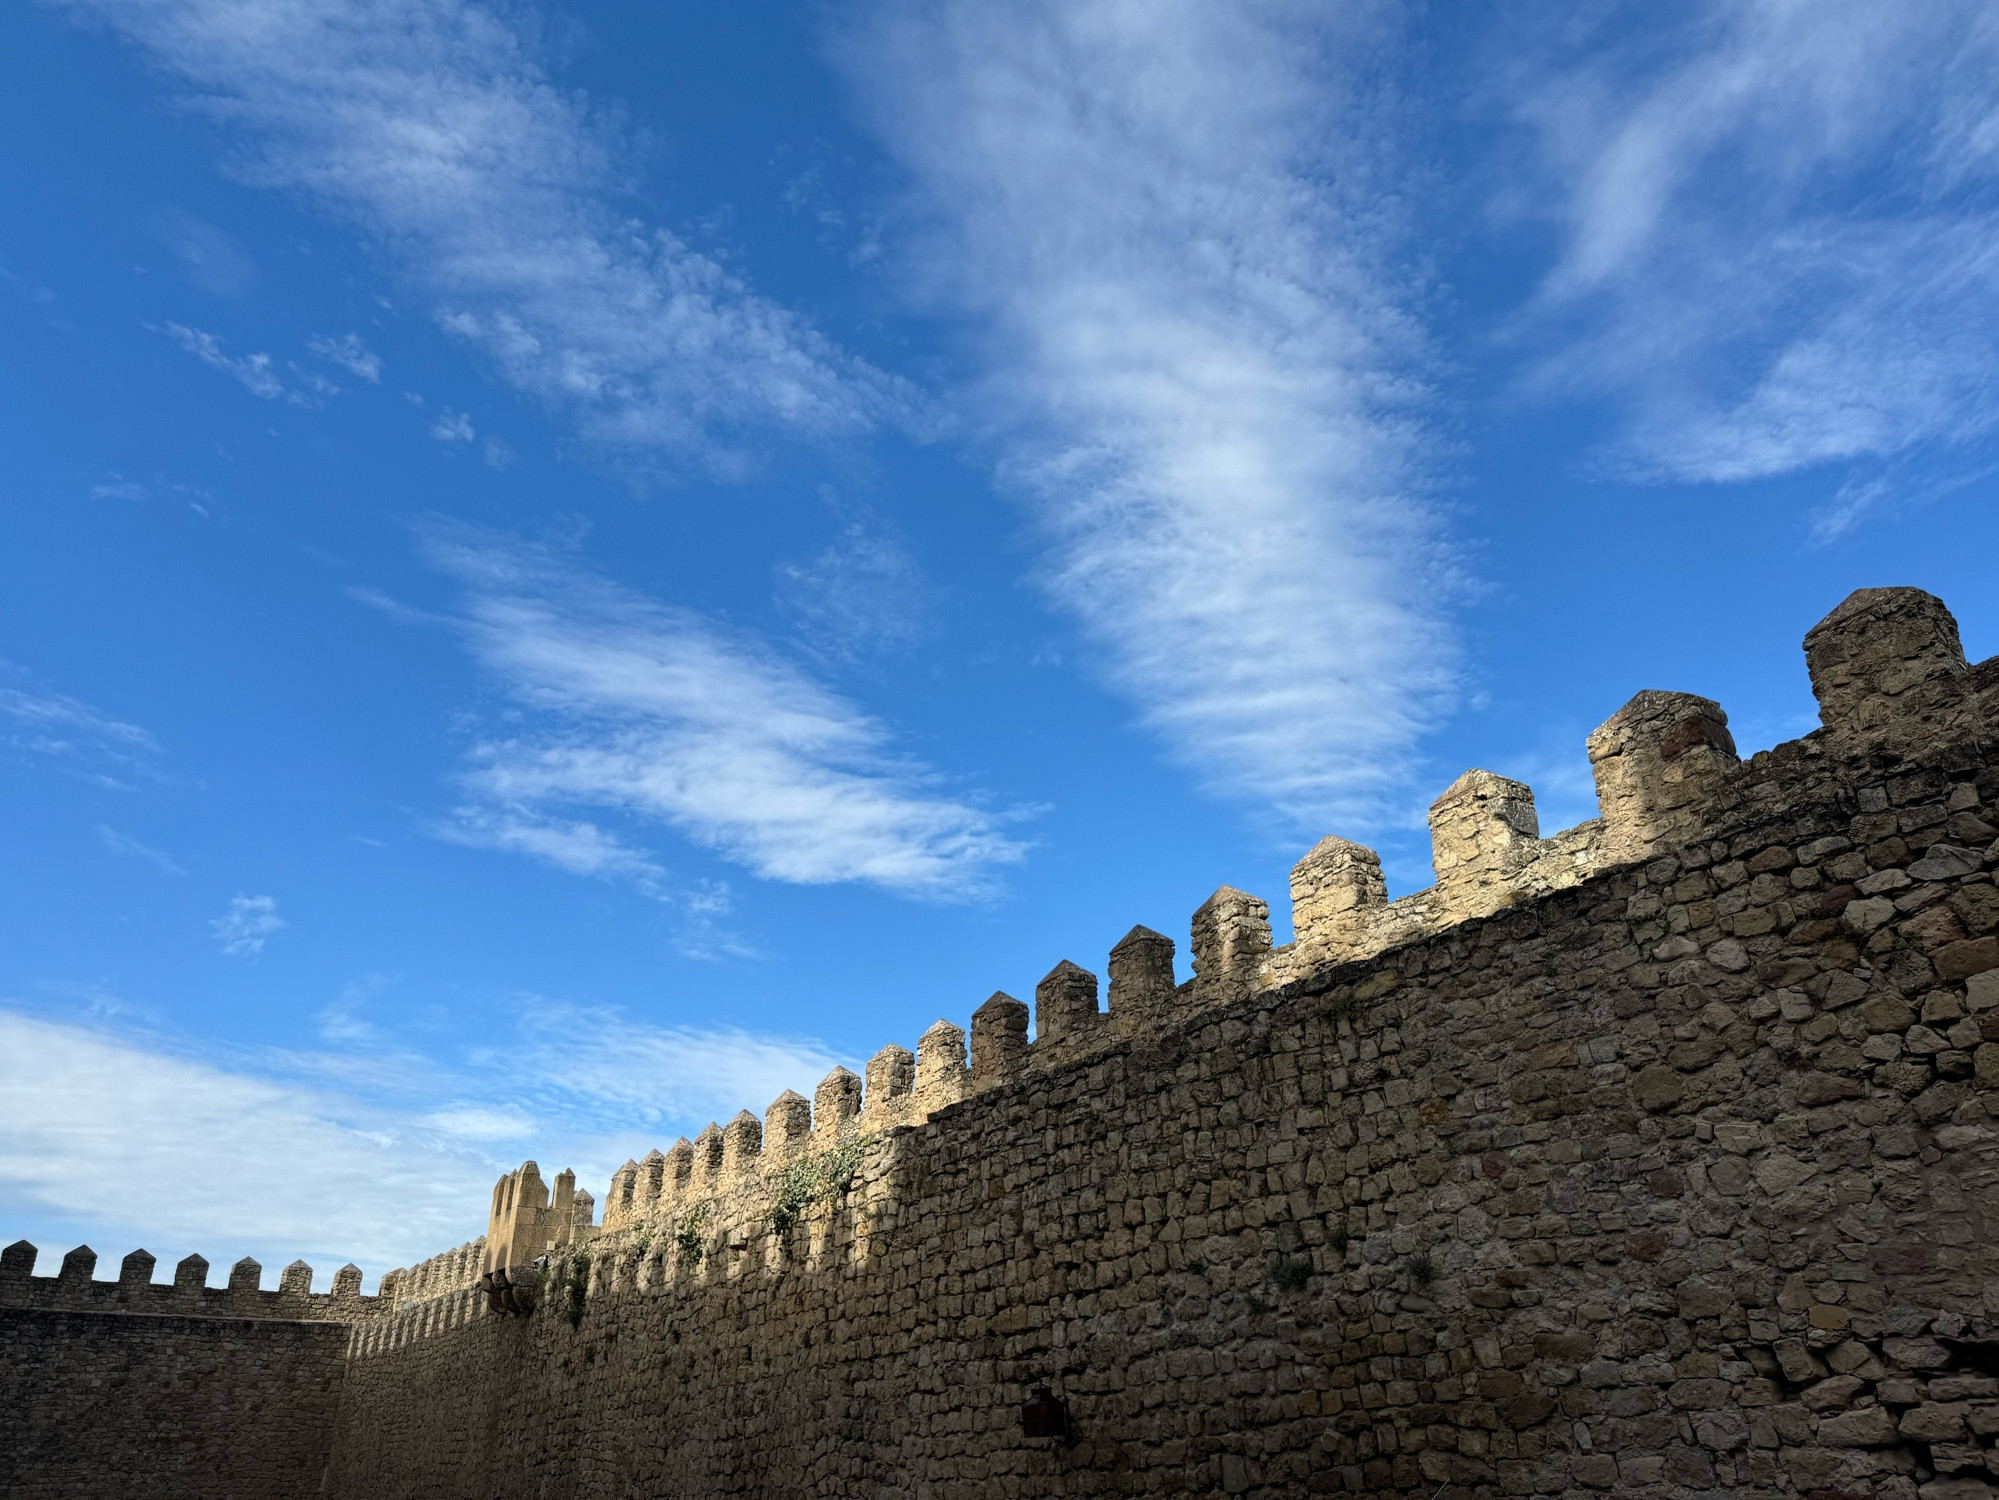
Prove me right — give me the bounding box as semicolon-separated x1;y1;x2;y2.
0;1309;348;1500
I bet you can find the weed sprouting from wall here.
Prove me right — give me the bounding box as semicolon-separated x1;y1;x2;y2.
565;1249;590;1328
766;1137;871;1241
674;1204;709;1267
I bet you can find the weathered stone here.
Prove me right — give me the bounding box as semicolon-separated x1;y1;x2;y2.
1776;1340;1832;1383
1884;1336;1955;1369
1936;937;1999;981
1801;1376;1866;1411
1902;1402;1970;1441
1817;1406;1900;1446
1631;1064;1684;1112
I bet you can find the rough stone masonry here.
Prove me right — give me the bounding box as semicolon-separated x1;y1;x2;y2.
4;584;1998;1500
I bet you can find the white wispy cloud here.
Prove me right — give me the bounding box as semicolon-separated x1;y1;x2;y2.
0;679;160;784
157;320;288;400
838;0;1456;829
152;205;258;298
98;825;186;876
436;805;659;883
70;0;909;474
1506;0;1999;494
429;407;475;442
425;529;1027;900
511;1003;848;1129
0;999;857;1275
307;331;381;381
88;473;215;515
211;894;284;956
775;517;931;665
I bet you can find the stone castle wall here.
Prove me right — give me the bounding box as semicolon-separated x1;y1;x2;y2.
4;587;1997;1500
0;1309;349;1500
313;587;1999;1499
0;1243;368;1500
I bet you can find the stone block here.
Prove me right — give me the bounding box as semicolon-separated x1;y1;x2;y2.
1034;960;1102;1052
1806;586;1968;752
969;991;1028;1087
1587;690;1737;863
1108;925;1177;1033
1189;886;1270;1003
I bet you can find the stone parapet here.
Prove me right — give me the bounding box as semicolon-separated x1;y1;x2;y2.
0;1240;373;1322
459;589;1999;1344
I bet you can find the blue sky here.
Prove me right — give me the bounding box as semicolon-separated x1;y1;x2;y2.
3;0;1996;1284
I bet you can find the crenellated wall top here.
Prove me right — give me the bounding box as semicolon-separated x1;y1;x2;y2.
471;585;1996;1282
0;1238;373;1321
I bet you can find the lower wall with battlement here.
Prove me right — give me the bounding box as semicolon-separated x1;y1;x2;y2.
0;1309;350;1500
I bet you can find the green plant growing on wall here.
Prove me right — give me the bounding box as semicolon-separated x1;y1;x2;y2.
631;1227;652;1260
566;1249;591;1328
767;1162;815;1237
1407;1253;1435;1286
764;1136;871;1240
674;1204;708;1267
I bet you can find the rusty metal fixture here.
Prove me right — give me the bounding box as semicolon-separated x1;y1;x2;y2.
1020;1385;1069;1440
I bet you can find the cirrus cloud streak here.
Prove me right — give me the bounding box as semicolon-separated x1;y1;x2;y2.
66;0;909;473
838;0;1457;829
425;529;1027;901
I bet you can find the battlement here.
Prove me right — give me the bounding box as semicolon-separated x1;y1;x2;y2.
346;1238;495;1357
0;1238;372;1322
467;584;1993;1288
